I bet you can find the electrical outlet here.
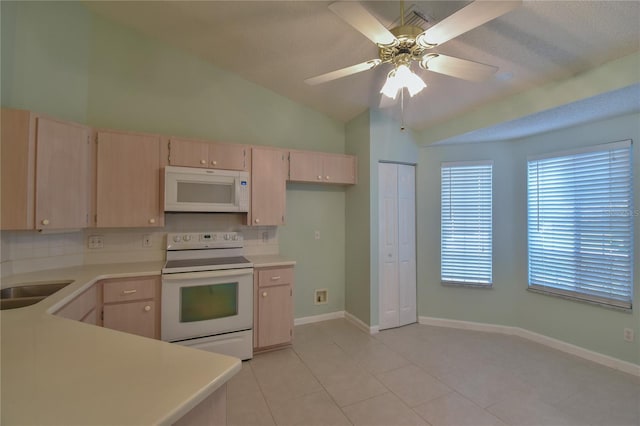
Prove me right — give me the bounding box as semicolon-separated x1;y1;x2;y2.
623;328;634;342
314;289;328;305
314;230;321;240
88;235;104;249
142;234;152;248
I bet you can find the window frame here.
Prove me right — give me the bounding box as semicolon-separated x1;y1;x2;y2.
440;160;494;287
526;140;634;310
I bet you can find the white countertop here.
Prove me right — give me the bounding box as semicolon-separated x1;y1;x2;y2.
246;254;296;268
0;262;241;425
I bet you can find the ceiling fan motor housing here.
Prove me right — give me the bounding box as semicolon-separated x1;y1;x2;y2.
379;25;433;67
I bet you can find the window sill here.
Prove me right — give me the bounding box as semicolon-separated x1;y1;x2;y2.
441;281;493;289
527;287;632;313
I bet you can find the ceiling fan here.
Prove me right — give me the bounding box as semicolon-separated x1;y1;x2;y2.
305;1;522;100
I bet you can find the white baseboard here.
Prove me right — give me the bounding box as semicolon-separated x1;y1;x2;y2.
419;316;640;377
294;311;345;326
345;311;379;335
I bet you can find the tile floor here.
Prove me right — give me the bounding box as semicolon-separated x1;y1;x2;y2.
227;319;640;426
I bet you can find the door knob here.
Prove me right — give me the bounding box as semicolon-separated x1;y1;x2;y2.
144;305;151;312
262;292;267;297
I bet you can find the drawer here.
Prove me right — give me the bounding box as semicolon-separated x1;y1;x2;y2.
55;285;97;321
102;276;157;304
258;267;293;287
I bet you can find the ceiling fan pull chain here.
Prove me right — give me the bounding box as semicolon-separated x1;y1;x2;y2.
400;88;406;131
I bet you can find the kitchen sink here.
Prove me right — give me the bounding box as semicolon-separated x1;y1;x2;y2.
0;281;73;310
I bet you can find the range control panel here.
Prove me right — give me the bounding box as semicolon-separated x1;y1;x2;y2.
166;232;243;250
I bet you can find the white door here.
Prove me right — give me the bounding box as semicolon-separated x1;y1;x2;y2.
378;163;416;330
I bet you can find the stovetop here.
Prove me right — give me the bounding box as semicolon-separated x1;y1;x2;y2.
163;231;252;274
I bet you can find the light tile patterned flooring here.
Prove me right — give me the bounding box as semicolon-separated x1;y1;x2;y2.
227;319;640;426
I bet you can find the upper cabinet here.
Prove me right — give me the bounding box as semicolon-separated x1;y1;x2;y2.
250;147;288;226
289;150;357;185
168;137;250;171
1;109;92;230
96;130;164;228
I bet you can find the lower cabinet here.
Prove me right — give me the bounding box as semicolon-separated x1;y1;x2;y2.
253;265;294;351
54;285;97;324
101;276;161;339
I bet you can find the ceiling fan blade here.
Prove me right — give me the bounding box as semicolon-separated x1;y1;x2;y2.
420;54;498;81
304;59;381;86
329;1;397;46
417;0;521;47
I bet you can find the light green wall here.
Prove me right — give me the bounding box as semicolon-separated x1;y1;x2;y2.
1;2;348;320
86;13;344;151
345;110;371;323
1;1;90;122
344;108;419;326
418;112;640;364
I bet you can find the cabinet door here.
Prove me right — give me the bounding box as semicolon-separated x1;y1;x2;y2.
322;154;357;184
103;300;156;339
168;138;209;168
257;284;292;348
35;117;91;229
209;142;248;171
288;151;323;183
96;131;163;228
250;147;287;226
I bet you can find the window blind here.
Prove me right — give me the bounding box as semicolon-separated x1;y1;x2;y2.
527;140;634;309
441;161;493;285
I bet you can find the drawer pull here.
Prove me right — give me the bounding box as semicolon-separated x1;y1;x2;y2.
262;291;267;297
144;305;151;312
270;276;281;280
122;289;137;295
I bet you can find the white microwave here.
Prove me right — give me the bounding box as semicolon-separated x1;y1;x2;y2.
164;166;250;212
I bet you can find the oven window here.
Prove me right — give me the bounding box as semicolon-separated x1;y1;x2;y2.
177;182;233;204
180;282;238;323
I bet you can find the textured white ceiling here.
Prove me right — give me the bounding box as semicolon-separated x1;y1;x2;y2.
86;1;640;133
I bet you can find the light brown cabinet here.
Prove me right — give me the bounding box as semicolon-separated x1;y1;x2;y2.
289;150;357;185
253;265;294;351
168;137;250;171
1;109;92;230
96;130;164;228
54;285;98;324
101;276;160;339
250;147;288;226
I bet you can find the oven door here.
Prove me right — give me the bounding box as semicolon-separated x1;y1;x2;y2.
161;268;253;342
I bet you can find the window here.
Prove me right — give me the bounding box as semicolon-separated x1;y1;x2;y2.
527;140;634;309
441;161;493;285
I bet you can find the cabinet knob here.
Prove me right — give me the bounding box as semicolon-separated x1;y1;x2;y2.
325;176;330;180
144;305;151;312
255;218;260;224
317;175;322;180
149;218;156;224
41;219;50;226
200;159;207;165
262;291;267;297
211;160;217;166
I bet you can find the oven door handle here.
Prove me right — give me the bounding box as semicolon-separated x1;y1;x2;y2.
162;269;253;281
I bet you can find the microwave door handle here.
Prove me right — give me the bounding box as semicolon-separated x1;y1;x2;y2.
162;269;253;281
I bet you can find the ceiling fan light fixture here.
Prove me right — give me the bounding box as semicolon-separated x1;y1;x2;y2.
380;68;402;99
396;64;426;96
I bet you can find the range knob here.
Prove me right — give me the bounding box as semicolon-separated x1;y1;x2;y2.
232;234;238;241
224;234;230;240
182;235;192;242
173;235;181;243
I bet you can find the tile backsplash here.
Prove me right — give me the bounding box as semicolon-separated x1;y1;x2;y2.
1;213;279;277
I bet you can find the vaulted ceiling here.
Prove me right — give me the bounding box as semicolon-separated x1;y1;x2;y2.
86;1;640;133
